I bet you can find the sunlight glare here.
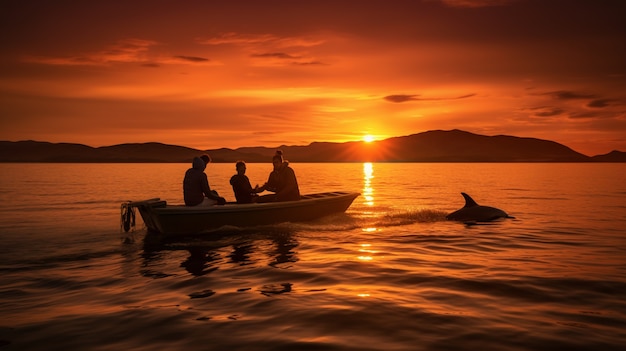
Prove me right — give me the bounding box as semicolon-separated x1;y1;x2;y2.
363;135;375;143
362;162;374;206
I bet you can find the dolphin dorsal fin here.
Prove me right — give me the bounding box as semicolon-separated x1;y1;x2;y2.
461;192;479;207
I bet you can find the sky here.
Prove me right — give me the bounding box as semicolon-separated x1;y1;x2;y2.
1;0;625;156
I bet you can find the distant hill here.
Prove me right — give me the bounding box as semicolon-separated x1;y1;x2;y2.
0;141;201;162
1;130;623;162
591;150;626;162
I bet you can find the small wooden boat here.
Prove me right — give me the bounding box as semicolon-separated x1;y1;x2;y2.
121;191;360;235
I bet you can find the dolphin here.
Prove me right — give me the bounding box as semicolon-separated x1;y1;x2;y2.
446;193;513;222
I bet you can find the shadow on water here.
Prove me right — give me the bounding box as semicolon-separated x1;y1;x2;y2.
132;207;456;278
134;208;451;279
140;226;300;277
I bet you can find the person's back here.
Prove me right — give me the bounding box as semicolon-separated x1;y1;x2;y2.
183;157;209;206
230;161;259;204
274;161;300;201
184;156;226;206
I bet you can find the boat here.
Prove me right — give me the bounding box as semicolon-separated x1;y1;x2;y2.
121;191;360;235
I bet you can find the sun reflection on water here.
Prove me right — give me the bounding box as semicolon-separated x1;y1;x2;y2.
362;162;374;206
357;243;377;262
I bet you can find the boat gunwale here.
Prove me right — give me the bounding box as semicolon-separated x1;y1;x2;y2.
131;191;359;234
150;191;360;214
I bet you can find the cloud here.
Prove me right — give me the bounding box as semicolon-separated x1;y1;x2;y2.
384;93;476;103
528;91;625;118
385;95;418;103
540;90;597;100
250;52;327;66
292;61;326;66
173;55;210;63
23;39;158;66
251;52;300;59
587;99;615;108
523;106;565;118
198;32;325;48
197;33;329;67
22;40;214;67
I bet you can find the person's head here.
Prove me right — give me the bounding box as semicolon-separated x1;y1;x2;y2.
192;156;206;171
200;154;211;165
272;150;284;169
235;160;246;174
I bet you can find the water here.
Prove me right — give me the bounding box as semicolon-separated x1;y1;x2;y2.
0;163;625;350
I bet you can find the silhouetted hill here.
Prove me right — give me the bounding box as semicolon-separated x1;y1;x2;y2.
242;130;592;162
371;129;590;162
97;143;200;162
1;130;622;162
0;141;201;162
0;140;98;162
591;150;626;162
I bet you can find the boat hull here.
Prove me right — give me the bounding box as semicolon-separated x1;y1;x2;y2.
129;191;359;235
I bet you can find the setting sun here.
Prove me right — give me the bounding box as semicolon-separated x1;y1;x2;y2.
363;135;375;143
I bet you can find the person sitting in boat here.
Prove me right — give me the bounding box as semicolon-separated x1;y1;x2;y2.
257;150;300;202
183;155;226;206
230;160;261;204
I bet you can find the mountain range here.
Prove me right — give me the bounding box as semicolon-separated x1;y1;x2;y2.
1;129;625;163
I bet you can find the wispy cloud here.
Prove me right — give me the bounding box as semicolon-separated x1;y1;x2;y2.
23;39;213;67
250;52;327;66
198;32;325;48
522;106;565;118
384;93;476;103
173;55;210;63
23;39;158;66
587;99;620;108
199;32;328;67
251;52;300;59
538;90;597;100
522;90;625;120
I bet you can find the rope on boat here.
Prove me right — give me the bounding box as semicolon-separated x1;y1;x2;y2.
120;201;136;233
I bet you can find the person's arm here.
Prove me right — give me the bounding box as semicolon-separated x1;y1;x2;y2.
201;174;212;197
265;171;278;192
243;176;255;193
203;174;226;204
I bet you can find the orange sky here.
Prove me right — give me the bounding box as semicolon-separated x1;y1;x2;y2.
1;0;624;156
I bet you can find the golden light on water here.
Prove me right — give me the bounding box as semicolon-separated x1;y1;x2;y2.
357;243;377;262
362;162;374;206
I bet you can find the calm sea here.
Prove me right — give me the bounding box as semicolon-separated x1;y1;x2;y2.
0;163;624;351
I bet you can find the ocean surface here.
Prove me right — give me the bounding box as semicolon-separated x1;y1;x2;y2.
0;162;624;351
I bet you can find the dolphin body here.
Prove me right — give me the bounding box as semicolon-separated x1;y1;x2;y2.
446;193;513;222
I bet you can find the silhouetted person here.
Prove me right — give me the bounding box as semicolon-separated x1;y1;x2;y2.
183;154;226;206
257;150;300;202
230;160;260;204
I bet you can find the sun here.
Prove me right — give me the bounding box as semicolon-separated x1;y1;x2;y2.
363;135;375;143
